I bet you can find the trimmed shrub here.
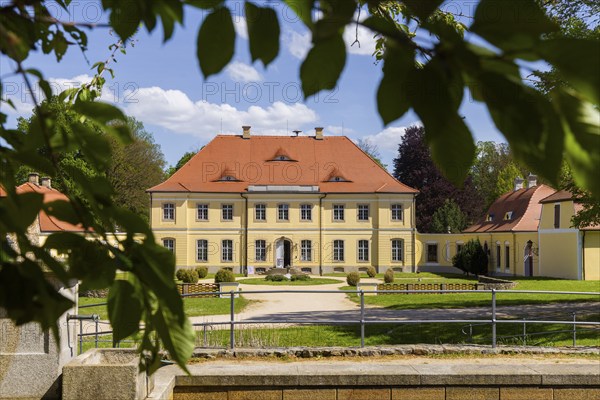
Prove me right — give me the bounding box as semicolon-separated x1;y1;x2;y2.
214;268;236;283
384;268;394;283
346;272;360;287
266;274;289;282
366;266;376;278
176;268;198;283
195;266;208;279
290;274;310;281
452;239;488;276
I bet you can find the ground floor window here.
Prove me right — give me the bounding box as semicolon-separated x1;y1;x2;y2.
196;239;208;262
222;240;233;262
163;238;174;253
505;245;510;271
333;240;344;262
301;240;312;261
255;240;266;262
496;245;501;270
426;243;438;263
391;239;403;262
358;240;369;262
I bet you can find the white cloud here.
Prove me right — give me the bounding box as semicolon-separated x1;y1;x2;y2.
225;61;263;82
122;86;318;138
232;16;248;40
343;23;377;56
283;30;311;59
360;126;410;169
325;125;355;135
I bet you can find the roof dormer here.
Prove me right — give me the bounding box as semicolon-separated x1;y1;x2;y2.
268;147;296;162
324;167;351;183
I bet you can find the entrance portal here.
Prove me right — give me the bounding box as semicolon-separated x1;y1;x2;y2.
275;239;292;268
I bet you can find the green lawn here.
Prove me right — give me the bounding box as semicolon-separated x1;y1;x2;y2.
78;295;250;319
238;277;342;286
342;277;600;309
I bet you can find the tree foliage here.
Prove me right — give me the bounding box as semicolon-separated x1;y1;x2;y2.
0;0;599;371
166;150;198;177
452;240;489;276
356;138;386;169
393;126;483;232
431;199;468;234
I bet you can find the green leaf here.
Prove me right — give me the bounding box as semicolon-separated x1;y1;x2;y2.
283;0;314;29
245;2;280;67
185;0;224;9
402;0;444;21
300;35;346;97
471;0;559;56
106;0;142;40
108;280;143;342
536;38;600;105
13;192;44;230
152;306;194;373
43;200;81;226
554;90;600;199
377;44;415;125
407;60;475;184
72;101;127;124
197;7;235;78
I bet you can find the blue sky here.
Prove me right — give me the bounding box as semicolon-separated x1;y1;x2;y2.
1;1;505;170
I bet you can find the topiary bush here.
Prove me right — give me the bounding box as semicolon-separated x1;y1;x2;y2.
366;266;376;278
346;272;360;286
195;266;208;279
452;239;489;276
384;268;394;283
266;274;289;282
290;274;310;281
214;268;236;283
176;268;199;283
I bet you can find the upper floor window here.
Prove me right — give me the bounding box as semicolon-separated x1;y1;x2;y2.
196;239;208;262
333;240;345;262
222;204;233;220
255;204;266;221
357;204;369;221
426;243;438;263
391;239;403;262
300;204;312;221
358;239;369;262
278;204;289;221
163;238;174;253
197;204;209;220
301;240;312;261
391;204;402;221
163;203;175;221
255;240;266;262
333;204;345;221
554;204;560;229
222;239;233;262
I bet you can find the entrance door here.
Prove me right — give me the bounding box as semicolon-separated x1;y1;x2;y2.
275;239;292;268
525;256;533;276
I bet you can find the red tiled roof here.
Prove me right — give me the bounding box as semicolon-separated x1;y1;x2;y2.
0;186;6;197
464;184;556;233
148;135;418;194
574;203;600;231
16;182;86;233
539;190;575;203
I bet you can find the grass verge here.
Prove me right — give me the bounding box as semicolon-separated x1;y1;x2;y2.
238;278;342;286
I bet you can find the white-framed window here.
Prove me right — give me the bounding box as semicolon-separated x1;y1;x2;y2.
333;204;345;221
255;203;266;221
301;240;312;261
357;204;369;221
255;239;266;262
196;239;208;262
391;204;402;221
391;239;403;262
222;239;233;262
163;238;174;253
222;204;233;220
426;243;438;263
278;203;289;221
197;204;209;221
504;211;513;221
300;204;312;221
333;240;344;262
456;243;464;254
358;239;369;262
163;203;175;221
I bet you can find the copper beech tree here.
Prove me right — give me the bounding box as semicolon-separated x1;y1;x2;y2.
0;0;598;371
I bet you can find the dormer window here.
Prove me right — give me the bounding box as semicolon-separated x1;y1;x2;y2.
486;214;494;222
216;174;240;182
276;155;290;161
330;176;347;182
269;148;296;162
504;211;513;220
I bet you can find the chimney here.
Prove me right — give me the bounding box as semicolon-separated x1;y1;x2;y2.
527;173;537;188
28;172;39;186
242;125;251;139
514;176;524;191
40;177;51;189
315;127;324;140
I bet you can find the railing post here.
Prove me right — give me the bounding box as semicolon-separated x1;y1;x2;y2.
522;319;526;346
230;291;235;350
78;320;83;355
573;312;577;347
491;289;497;349
203;325;207;347
360;290;365;348
94;316;99;349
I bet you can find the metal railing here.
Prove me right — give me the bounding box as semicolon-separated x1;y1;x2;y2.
72;288;600;353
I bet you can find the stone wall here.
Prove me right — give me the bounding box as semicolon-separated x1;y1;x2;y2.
478;276;518;290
